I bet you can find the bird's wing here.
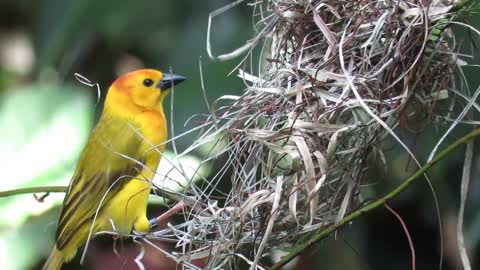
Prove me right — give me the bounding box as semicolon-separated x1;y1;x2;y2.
55;116;147;249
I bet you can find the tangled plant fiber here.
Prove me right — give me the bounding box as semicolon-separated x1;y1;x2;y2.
148;0;476;269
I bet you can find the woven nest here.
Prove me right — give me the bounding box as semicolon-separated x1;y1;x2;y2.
148;0;471;269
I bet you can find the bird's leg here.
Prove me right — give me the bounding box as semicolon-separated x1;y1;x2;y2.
149;201;186;229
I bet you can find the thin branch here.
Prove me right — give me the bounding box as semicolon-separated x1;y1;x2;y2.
0;186;67;198
0;185;187;206
384;203;416;270
269;127;480;270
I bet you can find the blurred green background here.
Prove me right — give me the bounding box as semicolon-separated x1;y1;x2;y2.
1;0;480;269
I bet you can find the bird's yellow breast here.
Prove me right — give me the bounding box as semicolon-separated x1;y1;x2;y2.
103;110;167;233
101;172;152;233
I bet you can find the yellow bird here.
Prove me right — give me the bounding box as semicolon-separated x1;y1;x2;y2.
42;69;185;270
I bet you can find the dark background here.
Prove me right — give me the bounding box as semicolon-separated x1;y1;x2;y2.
0;0;480;269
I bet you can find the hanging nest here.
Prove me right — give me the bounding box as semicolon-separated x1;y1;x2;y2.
148;0;475;269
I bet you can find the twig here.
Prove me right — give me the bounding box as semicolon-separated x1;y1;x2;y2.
269;127;480;270
34;193;51;203
0;186;67;198
0;185;188;207
149;201;187;229
384;203;416;270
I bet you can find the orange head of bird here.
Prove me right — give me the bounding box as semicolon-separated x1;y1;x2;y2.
105;69;185;114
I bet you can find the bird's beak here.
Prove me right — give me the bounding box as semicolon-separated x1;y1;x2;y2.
157;73;186;90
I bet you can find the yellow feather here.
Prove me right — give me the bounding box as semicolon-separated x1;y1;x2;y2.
42;69;185;270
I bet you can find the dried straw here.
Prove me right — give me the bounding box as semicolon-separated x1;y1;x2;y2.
146;0;476;269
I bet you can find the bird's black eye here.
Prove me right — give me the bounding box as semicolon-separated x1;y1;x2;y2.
143;78;154;87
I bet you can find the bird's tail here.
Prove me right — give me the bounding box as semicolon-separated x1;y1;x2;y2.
42;247;64;270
